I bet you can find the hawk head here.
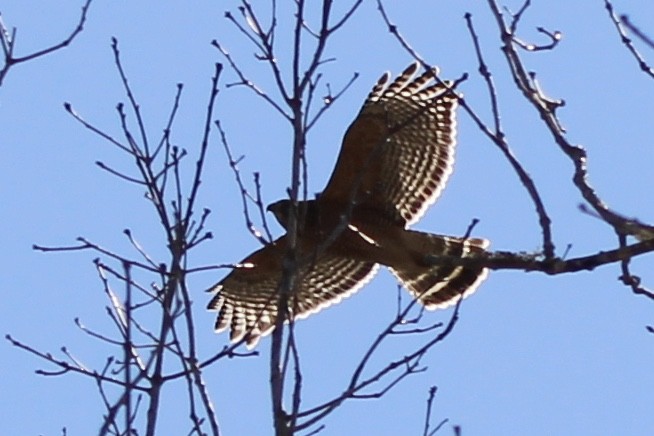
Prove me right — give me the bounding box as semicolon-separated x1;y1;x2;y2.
267;199;292;229
267;199;320;231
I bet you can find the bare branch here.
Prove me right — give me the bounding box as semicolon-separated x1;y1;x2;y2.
604;0;654;79
424;238;654;275
422;386;448;436
111;38;150;154
34;238;164;274
0;0;94;86
295;298;462;431
462;11;555;258
64;102;132;154
216;120;272;244
618;234;654;301
212;38;291;120
486;0;654;251
305;71;359;131
5;334;139;389
620;15;654;50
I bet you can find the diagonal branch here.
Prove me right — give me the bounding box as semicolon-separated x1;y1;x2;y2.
0;0;94;86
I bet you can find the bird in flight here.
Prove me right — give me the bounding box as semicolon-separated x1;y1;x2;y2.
208;63;489;348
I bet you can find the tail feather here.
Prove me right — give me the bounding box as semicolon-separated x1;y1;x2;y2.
390;231;489;309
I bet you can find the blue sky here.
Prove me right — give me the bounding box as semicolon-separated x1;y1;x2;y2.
2;1;654;435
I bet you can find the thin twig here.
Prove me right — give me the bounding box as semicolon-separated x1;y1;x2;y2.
0;0;94;86
603;1;654;78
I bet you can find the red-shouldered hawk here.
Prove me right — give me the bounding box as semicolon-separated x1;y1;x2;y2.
208;63;489;348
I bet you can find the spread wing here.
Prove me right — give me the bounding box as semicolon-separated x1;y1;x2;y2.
207;236;379;348
320;62;459;226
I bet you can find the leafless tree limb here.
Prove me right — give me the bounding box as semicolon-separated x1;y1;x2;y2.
620;14;654;50
0;0;94;86
604;0;654;78
422;386;448;436
9;38;226;436
217;119;273;244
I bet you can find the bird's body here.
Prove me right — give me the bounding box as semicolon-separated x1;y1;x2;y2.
268;199;485;273
208;63;489;347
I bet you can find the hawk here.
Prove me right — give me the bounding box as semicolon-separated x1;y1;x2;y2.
208;63;489;348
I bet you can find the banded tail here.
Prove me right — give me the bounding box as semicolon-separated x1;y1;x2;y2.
390;231;489;308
